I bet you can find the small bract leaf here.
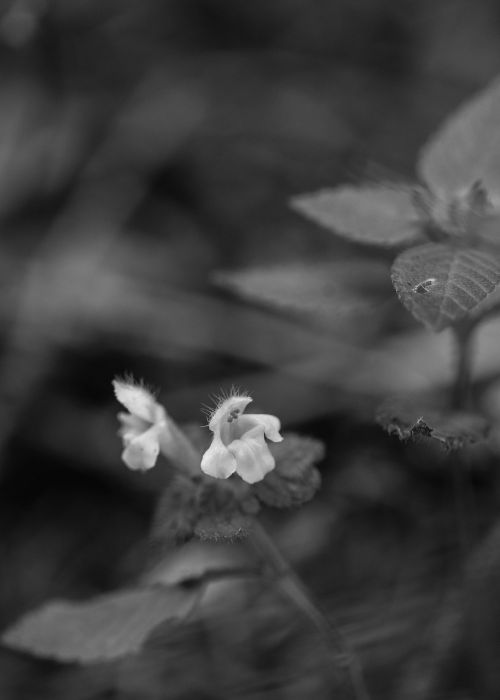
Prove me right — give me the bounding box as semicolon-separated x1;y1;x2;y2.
254;433;324;508
391;243;500;331
1;586;200;663
151;475;260;545
291;185;422;247
418;76;500;200
193;479;259;541
150;477;199;545
376;397;489;450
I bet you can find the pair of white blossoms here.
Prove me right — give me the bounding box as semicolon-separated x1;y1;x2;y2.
113;380;283;484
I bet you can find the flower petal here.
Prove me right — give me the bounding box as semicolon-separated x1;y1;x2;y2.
117;412;149;442
228;426;276;484
238;414;283;442
201;436;237;479
113;379;159;422
121;425;160;471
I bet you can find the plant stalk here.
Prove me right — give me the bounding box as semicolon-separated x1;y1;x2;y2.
450;323;477;564
451;323;476;411
249;520;370;700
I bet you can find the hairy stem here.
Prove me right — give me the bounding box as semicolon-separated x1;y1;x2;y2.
249;521;370;700
451;323;476;411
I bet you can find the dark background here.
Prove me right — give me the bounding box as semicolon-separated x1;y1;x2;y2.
1;0;500;697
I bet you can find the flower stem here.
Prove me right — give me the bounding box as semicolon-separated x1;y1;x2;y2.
450;323;477;564
249;521;370;700
451;322;476;411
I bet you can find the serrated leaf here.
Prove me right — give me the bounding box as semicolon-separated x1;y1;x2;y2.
391;243;500;331
214;259;391;325
254;433;324;508
291;185;423;247
1;586;200;663
376;397;489;450
418;76;500;199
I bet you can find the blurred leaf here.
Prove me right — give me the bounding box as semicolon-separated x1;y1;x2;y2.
465;521;500;697
0;84;87;216
214;259;392;328
395;592;463;700
134;288;348;367
418;76;500;200
376;396;489;450
1;586;200;663
291;185;422;247
254;433;324;508
391;243;500;331
107;68;207;169
117;581;338;700
198;579;341;700
115;617;219;699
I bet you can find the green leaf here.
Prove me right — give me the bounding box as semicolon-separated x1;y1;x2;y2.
214;259;392;325
291;185;423;247
418;76;500;199
376;396;489;450
391;243;500;331
1;586;200;663
254;433;324;508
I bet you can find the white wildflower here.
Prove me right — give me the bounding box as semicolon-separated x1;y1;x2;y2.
113;378;167;471
201;391;283;484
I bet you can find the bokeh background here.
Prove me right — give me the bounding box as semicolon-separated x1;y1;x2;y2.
1;0;500;698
